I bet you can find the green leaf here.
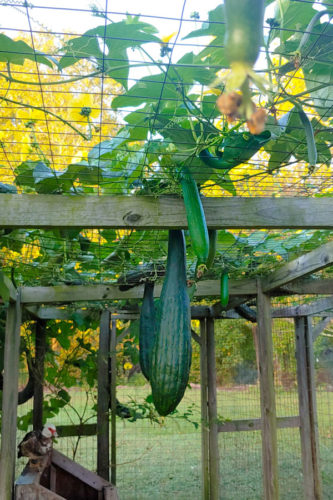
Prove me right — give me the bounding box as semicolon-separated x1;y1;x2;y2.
0;272;10;303
0;34;53;67
59;19;160;88
274;1;316;43
0;182;17;194
111;73;179;109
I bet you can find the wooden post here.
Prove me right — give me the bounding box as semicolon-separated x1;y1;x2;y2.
110;318;117;485
0;292;22;500
295;316;322;500
33;319;46;431
257;281;279;500
200;319;210;499
97;310;110;481
206;318;220;500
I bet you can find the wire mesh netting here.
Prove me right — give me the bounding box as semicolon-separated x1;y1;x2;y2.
0;0;332;287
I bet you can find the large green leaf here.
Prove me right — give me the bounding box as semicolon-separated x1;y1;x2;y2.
0;34;53;67
302;23;333;119
184;5;228;68
59;19;160;88
273;1;316;43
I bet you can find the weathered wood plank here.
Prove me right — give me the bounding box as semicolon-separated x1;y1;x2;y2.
51;450;113;490
0;294;22;500
2;195;333;229
263;241;333;292
206;318;220;500
56;424;97;438
33;319;46;431
312;317;332;341
15;483;65;500
97;311;110;481
295;318;322;500
272;296;333;318
257;281;279;500
20;279;257;304
199;319;209;500
110;320;117;486
218;416;300;432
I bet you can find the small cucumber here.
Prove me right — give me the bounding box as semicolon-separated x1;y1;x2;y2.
220;272;229;308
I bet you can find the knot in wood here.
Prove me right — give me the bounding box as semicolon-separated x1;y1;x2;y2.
123;212;142;224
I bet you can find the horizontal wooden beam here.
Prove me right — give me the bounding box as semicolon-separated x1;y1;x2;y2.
263;241;333;292
272;296;333;318
218;416;300;433
1;195;333;229
57;423;96;438
20;279;256;304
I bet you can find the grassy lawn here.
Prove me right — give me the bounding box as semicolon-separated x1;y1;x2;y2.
15;384;333;499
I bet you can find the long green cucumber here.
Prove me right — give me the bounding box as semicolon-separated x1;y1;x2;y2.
180;167;209;265
150;230;192;416
139;281;156;381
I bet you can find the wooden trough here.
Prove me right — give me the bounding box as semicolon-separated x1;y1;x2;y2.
15;449;118;500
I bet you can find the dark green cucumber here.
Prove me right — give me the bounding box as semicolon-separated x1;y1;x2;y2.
206;230;217;269
180;167;209;264
221;272;229;307
139;281;156;381
150;230;192;416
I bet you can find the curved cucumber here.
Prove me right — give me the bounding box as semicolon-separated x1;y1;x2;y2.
139;281;156;381
180;167;209;264
220;272;229;308
150;230;192;416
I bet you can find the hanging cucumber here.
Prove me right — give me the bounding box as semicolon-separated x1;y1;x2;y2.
222;0;266;119
220;272;229;308
139;281;156;381
206;230;217;270
150;230;192;416
180;166;209;265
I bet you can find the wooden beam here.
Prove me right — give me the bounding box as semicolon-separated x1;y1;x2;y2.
257;281;279;500
56;423;97;437
0;273;17;302
20;279;257;304
263;241;333;292
295;317;322;499
312;317;333;341
199;319;209;500
97;310;110;481
206;318;220;500
2;195;333;229
19;278;333;308
218;416;300;432
0;292;22;500
33;319;46;431
110;320;117;486
272;296;333;318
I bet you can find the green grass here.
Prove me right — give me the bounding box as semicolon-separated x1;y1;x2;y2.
15;384;333;500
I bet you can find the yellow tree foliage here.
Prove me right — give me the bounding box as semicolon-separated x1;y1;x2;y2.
0;32;121;186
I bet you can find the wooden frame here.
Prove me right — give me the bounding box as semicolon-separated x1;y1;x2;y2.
295;317;322;499
2;195;333;230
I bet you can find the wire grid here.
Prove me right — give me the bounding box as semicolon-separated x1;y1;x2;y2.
313;313;333;499
0;1;332;286
0;0;332;197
